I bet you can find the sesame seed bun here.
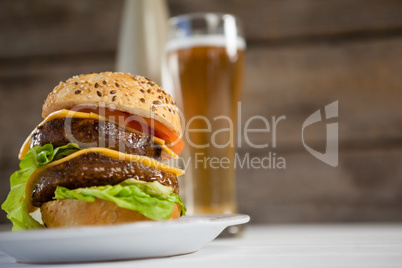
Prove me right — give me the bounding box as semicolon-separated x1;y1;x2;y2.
41;198;182;228
42;72;182;135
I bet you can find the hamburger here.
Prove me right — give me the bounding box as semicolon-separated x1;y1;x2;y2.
2;72;186;230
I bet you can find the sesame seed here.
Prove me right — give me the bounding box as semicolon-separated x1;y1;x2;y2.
147;81;154;86
97;91;102;97
140;89;145;93
74;90;81;94
140;98;145;103
115;82;120;87
158;96;163;99
112;96;117;101
110;90;116;94
157;89;161;93
141;81;146;84
153;100;161;105
103;80;107;85
147;89;151;93
152;106;155;112
94;83;99;88
74;82;78;86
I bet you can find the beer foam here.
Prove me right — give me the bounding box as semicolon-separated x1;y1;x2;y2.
166;35;246;52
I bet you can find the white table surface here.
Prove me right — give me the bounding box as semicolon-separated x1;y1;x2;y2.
1;224;402;268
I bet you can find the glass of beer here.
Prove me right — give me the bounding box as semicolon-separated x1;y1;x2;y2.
163;13;245;225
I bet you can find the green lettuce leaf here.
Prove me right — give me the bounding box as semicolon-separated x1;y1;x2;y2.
121;179;174;199
54;180;186;220
2;142;186;230
1;143;81;231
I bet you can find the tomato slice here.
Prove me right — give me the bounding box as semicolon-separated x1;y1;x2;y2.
142;117;185;155
76;107;185;155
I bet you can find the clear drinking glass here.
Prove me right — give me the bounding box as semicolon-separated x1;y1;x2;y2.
163;13;245;234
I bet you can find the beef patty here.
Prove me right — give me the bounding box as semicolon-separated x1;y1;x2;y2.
30;118;161;158
31;152;178;207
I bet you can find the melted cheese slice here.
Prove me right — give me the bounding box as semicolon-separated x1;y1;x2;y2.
26;147;185;213
19;110;178;160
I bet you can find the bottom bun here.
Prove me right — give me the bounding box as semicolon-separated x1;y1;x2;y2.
41;198;181;228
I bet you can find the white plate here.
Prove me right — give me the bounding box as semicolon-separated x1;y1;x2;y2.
0;214;249;263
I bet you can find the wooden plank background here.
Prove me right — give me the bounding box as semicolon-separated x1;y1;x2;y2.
169;0;402;41
0;0;402;224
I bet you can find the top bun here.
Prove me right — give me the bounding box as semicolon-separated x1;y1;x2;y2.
42;72;181;135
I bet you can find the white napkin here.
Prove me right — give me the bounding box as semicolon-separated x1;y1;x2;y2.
116;0;169;85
